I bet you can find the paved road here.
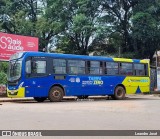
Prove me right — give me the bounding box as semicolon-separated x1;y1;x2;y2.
0;95;160;138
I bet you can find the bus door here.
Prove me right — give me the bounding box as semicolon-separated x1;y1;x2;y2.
25;57;49;97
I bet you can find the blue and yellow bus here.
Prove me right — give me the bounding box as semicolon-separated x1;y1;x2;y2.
7;52;150;102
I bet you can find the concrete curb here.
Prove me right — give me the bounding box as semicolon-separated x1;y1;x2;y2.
0;96;107;102
0;98;34;102
0;97;79;102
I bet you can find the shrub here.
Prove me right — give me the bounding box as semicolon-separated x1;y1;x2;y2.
0;72;7;84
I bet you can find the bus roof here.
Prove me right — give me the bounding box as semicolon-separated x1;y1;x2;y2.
14;51;149;64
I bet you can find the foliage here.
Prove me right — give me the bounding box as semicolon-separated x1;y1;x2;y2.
131;0;160;60
0;72;7;84
0;62;8;73
102;0;138;53
0;62;8;84
0;0;49;51
46;0;105;55
0;0;160;60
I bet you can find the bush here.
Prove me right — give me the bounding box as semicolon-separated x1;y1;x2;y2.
0;62;8;73
0;72;7;84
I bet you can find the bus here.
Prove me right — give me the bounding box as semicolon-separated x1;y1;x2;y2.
7;52;150;102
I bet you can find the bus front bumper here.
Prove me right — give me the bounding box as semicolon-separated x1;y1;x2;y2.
7;87;25;98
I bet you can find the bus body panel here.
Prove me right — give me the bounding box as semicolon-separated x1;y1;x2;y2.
7;52;150;98
122;76;150;94
7;75;150;98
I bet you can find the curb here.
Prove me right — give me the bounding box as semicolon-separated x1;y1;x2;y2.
0;96;107;103
0;97;78;102
0;98;34;102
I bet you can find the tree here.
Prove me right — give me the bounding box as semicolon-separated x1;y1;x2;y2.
102;0;138;54
0;62;8;84
0;62;8;73
0;0;49;51
0;72;7;84
0;0;160;61
46;0;106;55
131;0;160;60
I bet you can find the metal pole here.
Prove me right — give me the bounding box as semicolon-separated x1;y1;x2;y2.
118;47;121;57
156;50;158;91
156;50;158;68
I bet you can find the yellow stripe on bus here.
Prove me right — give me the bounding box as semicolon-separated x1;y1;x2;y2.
113;58;133;62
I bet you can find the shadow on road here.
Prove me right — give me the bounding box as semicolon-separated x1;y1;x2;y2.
11;95;160;104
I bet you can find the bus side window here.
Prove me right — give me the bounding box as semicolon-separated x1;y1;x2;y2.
32;61;46;74
68;60;85;74
105;62;118;75
68;60;78;74
88;61;101;75
53;59;66;74
120;63;133;75
100;61;103;74
25;60;31;74
134;63;146;76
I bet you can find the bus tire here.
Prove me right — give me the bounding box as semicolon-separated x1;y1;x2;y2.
48;86;64;102
113;86;125;100
34;97;47;102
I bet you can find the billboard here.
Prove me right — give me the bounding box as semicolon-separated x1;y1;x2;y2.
0;32;38;61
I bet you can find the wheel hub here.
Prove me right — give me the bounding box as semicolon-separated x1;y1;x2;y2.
52;90;60;98
117;89;123;97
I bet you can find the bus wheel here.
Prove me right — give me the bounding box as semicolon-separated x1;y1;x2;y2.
113;86;125;100
34;97;47;102
48;86;64;102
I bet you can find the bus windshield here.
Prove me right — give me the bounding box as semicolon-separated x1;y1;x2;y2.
8;59;22;81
